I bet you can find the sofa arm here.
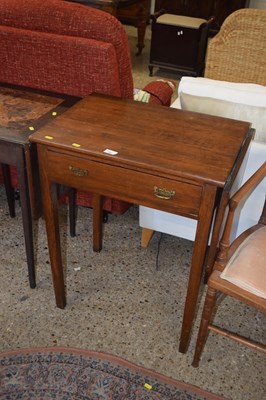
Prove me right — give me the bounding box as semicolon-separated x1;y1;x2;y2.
134;80;176;106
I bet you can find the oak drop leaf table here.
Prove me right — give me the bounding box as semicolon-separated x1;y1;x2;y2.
0;85;74;288
30;94;252;353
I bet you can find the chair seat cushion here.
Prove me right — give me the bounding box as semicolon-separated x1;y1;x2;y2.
156;14;206;29
221;226;266;299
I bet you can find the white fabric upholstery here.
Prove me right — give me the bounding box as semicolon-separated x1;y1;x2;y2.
178;77;266;142
177;77;266;106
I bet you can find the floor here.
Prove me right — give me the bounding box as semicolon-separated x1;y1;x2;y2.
0;24;265;400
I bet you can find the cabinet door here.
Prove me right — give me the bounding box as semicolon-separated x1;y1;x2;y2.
150;24;202;69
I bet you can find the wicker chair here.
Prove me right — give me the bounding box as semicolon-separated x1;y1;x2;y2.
205;8;266;85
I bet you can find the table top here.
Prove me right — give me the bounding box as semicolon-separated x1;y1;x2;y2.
0;86;74;145
30;94;252;188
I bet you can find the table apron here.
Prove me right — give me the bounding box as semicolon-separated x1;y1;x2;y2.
45;148;203;218
0;141;27;166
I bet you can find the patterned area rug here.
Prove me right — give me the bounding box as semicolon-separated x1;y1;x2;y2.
0;347;226;399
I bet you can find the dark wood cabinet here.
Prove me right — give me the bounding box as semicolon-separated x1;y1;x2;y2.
149;12;211;77
155;0;250;33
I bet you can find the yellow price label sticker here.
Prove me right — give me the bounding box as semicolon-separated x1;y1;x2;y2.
72;143;81;148
44;136;54;140
144;383;152;390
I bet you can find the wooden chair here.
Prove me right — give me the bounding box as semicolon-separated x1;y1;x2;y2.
192;162;266;367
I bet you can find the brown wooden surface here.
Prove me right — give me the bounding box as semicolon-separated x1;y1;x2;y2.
30;93;252;352
31;94;251;187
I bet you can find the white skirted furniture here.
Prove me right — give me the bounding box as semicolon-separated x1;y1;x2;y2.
140;8;266;248
140;77;266;245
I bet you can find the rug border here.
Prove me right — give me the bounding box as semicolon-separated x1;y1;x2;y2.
0;346;227;400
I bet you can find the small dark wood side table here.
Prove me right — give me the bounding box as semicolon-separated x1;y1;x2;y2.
67;0;150;55
0;85;75;288
30;94;252;353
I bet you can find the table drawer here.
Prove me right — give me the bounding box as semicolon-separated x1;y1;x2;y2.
46;149;202;217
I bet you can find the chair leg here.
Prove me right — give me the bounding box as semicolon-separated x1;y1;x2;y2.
1;163;15;218
68;188;77;237
149;65;154;77
192;286;217;367
141;227;155;247
136;20;146;56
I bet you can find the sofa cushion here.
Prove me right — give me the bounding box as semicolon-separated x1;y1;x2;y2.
138;80;176;106
178;77;266;142
0;0;134;99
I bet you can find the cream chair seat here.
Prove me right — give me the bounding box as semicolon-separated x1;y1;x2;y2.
192;162;266;367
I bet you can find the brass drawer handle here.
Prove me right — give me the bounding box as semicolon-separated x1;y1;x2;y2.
154;186;175;200
69;165;88;177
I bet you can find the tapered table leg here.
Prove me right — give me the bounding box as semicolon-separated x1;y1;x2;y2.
16;148;36;289
179;185;216;353
93;193;103;252
38;145;66;309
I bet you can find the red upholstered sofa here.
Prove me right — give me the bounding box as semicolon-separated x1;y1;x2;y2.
0;0;175;216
